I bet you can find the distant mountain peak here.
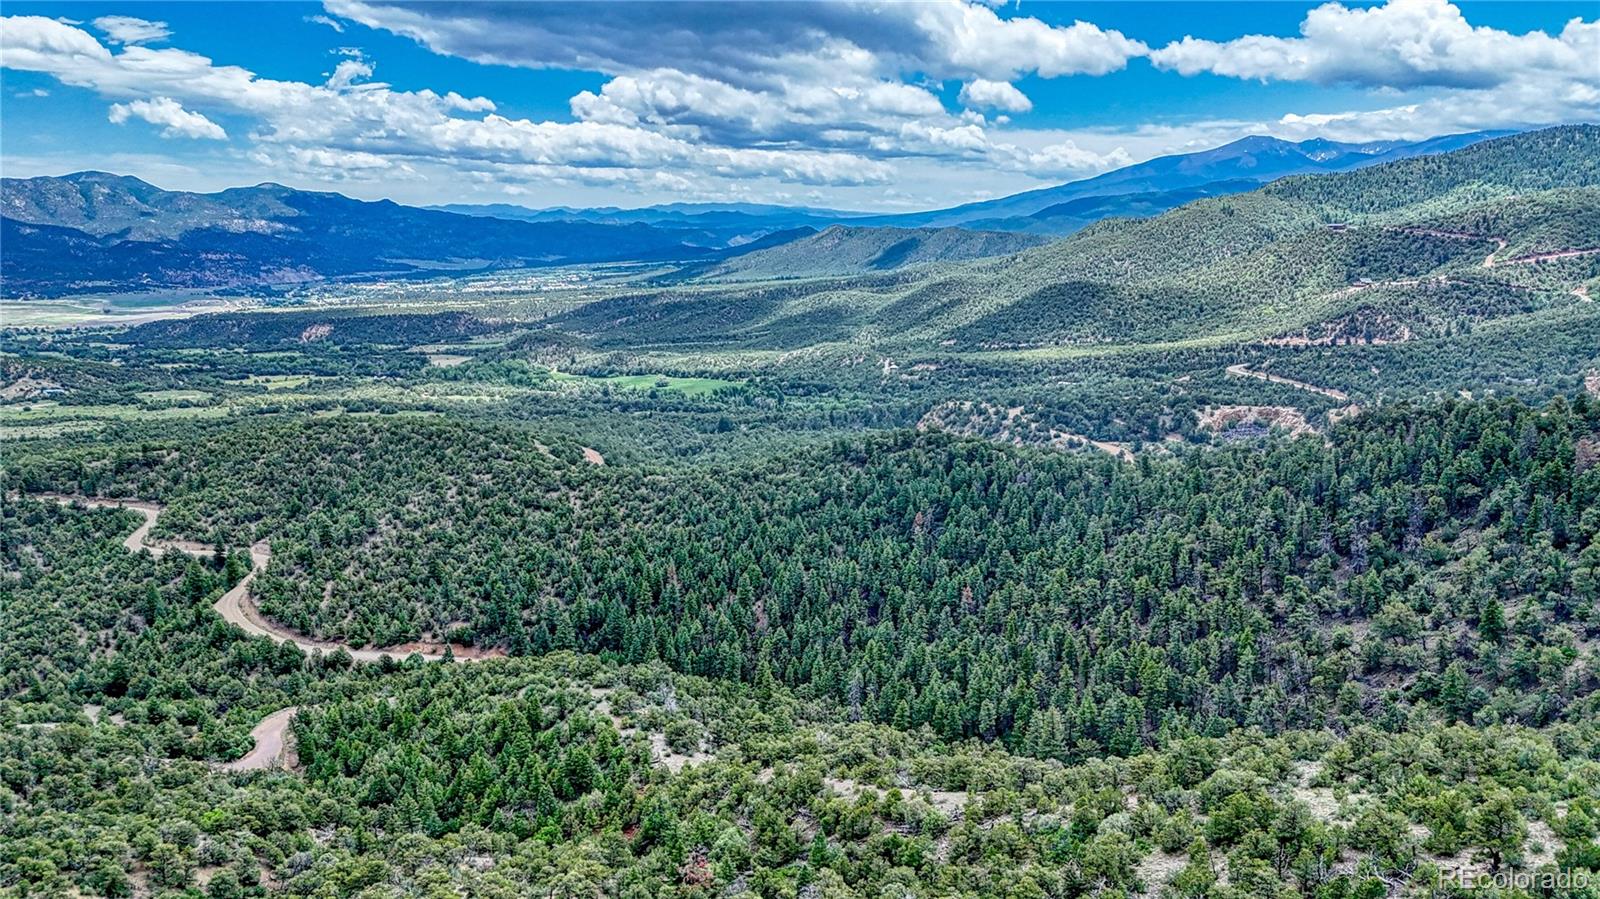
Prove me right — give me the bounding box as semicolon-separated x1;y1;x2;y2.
864;129;1516;233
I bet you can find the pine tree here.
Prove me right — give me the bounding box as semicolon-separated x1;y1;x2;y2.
1479;597;1506;643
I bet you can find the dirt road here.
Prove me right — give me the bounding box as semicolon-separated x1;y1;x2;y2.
220;706;299;771
39;495;493;664
1225;364;1351;402
1498;247;1600;267
1381;227;1597;269
36;495;169;555
1385;227;1505;268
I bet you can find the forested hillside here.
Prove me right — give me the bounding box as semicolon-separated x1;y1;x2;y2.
697;225;1046;281
546;127;1598;363
4;125;1599;899
10;396;1600;751
5;394;1600;897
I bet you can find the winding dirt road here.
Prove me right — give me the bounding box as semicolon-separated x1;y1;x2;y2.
36;495;509;773
1385;227;1505;268
40;495;488;664
1386;227;1598;269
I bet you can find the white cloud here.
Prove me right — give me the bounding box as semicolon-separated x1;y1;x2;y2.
304;14;345;33
108;96;226;139
1014;140;1133;177
1151;0;1596;90
326;59;375;90
316;2;1139;179
324;0;1148;86
1143;0;1598;149
6;1;1593;210
0;15;898;191
958;79;1032;113
91;15;170;46
910;6;1146;80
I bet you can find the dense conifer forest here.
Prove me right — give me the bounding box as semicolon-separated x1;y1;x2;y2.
4;127;1599;897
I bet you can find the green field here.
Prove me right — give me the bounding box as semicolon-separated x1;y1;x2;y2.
0;420;108;440
547;369;741;395
226;374;325;390
0;401;233;422
135;389;214;403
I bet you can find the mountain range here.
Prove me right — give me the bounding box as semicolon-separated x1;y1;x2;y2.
866;129;1510;231
0;129;1519;298
550;125;1599;353
0;173;744;298
437;130;1511;237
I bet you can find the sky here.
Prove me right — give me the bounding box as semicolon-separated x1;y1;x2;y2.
2;1;1596;212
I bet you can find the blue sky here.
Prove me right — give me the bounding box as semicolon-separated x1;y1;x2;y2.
3;1;1596;211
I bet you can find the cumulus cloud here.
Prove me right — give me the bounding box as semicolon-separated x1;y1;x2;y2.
317;1;1137;179
326;59;375;90
108;96;226;139
1150;0;1596;90
0;5;1144;205
958;79;1032;113
1014;140;1133;177
324;0;1148;86
1142;0;1598;150
0;15;900;191
91;15;170;46
12;0;1589;209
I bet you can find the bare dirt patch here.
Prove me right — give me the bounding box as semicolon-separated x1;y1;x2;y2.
581;447;606;466
1198;404;1315;438
1135;850;1189;892
0;376;64;401
589;685;714;772
1524;819;1563;869
649;732;712;773
922;789;971;817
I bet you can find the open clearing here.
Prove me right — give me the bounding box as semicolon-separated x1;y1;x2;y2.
227;374;326;390
0;420;108;440
136;389;214;403
548;369;740;396
0;402;232;422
